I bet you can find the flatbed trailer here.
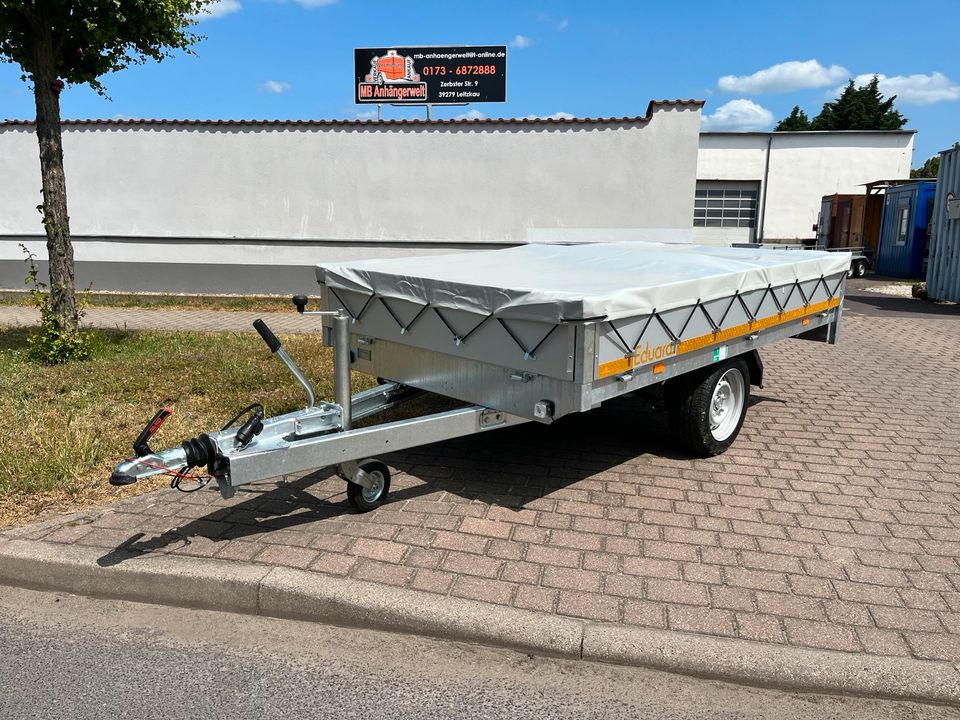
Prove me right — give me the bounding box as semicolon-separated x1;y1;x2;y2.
111;242;850;510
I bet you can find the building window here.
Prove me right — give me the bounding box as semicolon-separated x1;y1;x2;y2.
694;188;758;228
895;204;910;246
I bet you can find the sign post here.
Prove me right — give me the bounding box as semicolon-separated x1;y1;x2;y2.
355;45;506;118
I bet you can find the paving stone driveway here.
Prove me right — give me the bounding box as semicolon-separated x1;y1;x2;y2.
0;305;317;333
4;290;960;662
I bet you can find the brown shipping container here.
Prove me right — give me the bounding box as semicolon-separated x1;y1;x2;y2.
820;194;882;251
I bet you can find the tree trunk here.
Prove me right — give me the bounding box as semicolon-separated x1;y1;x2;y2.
31;22;77;331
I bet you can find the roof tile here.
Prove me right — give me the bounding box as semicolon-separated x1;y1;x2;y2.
0;99;704;129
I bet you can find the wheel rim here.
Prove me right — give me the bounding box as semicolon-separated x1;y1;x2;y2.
709;369;745;442
361;470;385;503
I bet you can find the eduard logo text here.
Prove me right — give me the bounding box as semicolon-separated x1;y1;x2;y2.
635;341;676;364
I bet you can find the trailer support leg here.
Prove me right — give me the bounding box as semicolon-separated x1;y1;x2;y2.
333;311;353;431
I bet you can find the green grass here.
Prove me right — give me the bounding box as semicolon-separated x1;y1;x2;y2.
0;291;294;313
0;327;378;525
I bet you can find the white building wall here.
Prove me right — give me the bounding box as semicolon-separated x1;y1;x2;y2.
0;103;701;286
763;133;913;240
695;131;915;245
696;135;767;181
2;112;916;292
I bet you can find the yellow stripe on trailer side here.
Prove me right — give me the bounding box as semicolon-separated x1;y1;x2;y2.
596;297;840;379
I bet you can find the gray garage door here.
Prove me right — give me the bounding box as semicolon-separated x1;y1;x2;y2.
692;180;759;246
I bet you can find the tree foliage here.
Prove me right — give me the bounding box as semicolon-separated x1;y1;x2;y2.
911;155;940;179
911;143;960;178
774;76;908;132
0;0;208;93
774;106;810;131
0;1;213;351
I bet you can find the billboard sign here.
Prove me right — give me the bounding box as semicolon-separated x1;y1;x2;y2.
354;45;506;105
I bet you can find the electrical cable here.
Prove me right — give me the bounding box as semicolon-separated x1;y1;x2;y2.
220;403;264;432
169;468;210;493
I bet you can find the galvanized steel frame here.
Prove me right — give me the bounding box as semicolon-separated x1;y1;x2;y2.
325;272;846;422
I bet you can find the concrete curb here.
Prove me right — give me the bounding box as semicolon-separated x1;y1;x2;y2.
0;538;271;614
1;538;958;706
583;623;960;705
261;566;583;658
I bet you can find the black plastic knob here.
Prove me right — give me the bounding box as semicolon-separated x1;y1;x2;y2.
292;295;308;314
253;319;282;353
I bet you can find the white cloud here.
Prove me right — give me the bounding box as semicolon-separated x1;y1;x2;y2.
525;111;576;120
701;99;774;132
453;109;486;120
719;60;849;94
832;72;960;106
258;80;291;94
509;34;532;49
354;109;378;120
194;0;241;20
535;13;569;30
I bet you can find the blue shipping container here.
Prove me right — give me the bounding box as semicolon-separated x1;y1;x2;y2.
876;181;937;278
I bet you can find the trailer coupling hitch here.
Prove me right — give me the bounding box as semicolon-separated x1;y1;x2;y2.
131;406;172;457
109;419;230;487
109;317;321;490
180;433;228;475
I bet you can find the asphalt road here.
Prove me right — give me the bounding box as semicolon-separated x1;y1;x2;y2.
0;586;955;720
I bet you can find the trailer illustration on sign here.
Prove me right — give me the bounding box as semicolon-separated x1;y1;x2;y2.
358;50;427;101
354;45;507;105
368;50;419;83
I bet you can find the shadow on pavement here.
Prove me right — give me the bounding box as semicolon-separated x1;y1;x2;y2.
95;470;346;567
96;388;781;567
843;292;960;318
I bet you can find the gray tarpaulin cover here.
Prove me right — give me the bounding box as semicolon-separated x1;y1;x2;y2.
316;242;850;323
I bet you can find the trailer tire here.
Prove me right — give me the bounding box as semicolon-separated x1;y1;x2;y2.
668;359;750;457
852;259;867;278
346;460;391;512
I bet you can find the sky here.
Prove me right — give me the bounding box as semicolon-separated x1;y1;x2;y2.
1;0;958;165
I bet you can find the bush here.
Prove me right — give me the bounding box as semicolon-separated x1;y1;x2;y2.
21;245;93;365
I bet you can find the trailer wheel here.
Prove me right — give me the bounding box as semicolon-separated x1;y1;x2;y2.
669;359;750;457
852;259;867;278
346;460;391;512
